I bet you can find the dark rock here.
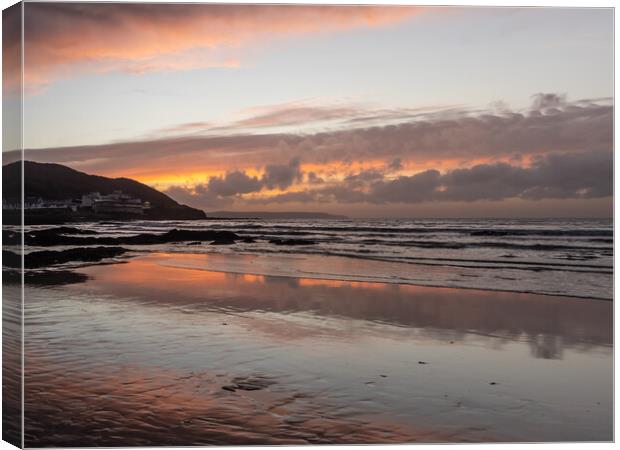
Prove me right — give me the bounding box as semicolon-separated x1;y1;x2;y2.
470;230;510;236
3;269;89;286
186;241;202;246
269;238;316;246
2;251;21;269
18;227;99;246
19;228;240;247
221;385;236;392
45;226;95;235
209;237;237;245
4;226;96;245
4;247;128;269
2;230;21;245
489;382;497;385
158;229;238;244
241;237;256;243
233;383;262;391
228;375;276;391
418;361;428;365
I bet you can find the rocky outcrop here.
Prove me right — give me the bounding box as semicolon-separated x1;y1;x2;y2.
3;247;128;269
6;228;241;247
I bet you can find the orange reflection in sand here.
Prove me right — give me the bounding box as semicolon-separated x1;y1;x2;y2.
241;273;266;283
298;278;385;290
81;253;435;307
102;256;228;286
75;253;612;352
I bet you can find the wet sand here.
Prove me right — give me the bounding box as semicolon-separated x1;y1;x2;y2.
20;253;613;446
3;278;22;447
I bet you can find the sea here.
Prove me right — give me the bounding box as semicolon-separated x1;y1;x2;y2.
23;217;613;300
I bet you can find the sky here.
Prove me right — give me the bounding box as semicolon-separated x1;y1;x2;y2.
2;3;614;217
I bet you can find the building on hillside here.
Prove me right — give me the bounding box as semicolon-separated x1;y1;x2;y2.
18;197;79;211
2;198;21;210
3;191;148;215
81;192;102;207
92;191;148;215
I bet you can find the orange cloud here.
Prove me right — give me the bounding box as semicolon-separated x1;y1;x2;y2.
130;160;393;190
18;3;421;92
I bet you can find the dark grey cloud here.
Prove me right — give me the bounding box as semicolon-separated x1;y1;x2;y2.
530;93;566;111
244;151;612;206
438;163;529;201
343;168;385;189
369;170;442;203
164;185;233;209
164;157;304;207
206;171;263;197
262;157;302;190
388;158;403;171
520;151;613;200
306;172;325;185
385;151;611;203
439;151;612;202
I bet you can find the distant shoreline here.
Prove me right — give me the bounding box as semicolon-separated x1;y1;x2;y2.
3;210;611;226
4;211;350;225
206;211;348;220
2;210;210;225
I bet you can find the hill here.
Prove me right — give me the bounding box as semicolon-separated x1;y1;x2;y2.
2;161;206;221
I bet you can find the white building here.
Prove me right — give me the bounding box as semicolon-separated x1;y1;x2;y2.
81;192;102;208
92;191;147;215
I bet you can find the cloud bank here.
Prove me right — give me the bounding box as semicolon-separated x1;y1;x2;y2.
150;95;612;210
168;149;610;209
17;94;612;176
6;93;610;214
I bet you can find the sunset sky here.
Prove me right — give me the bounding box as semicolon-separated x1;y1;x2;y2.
4;3;613;217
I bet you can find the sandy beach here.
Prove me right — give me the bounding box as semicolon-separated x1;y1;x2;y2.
16;252;612;446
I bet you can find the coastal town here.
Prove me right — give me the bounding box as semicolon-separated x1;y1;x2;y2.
3;191;151;215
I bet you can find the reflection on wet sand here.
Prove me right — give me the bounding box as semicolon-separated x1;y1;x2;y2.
80;253;612;358
22;253;613;445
